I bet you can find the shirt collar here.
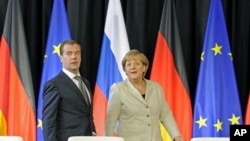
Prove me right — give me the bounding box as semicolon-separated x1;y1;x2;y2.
62;68;80;79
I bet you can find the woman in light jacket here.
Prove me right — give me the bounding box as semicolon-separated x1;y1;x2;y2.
105;49;183;141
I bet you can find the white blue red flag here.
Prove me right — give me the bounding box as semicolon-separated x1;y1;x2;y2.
93;0;130;135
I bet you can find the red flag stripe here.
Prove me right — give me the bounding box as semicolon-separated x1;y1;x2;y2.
245;92;250;124
93;85;108;135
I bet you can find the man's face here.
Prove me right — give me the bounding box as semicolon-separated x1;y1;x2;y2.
60;43;81;74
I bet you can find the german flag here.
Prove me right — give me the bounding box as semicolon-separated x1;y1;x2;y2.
0;0;36;140
150;0;192;140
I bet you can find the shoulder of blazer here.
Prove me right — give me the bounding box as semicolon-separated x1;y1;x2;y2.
47;71;71;85
114;80;127;87
145;79;160;87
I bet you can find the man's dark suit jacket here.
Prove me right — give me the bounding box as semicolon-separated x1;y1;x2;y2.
42;71;96;141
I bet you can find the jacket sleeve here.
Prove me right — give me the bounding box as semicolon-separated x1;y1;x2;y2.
42;81;60;141
104;83;121;136
158;84;181;139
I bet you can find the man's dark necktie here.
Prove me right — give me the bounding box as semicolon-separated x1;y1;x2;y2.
75;76;90;105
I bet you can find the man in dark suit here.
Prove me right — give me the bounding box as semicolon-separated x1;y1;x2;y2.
42;40;96;141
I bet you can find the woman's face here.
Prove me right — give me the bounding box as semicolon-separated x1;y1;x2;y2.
124;57;145;80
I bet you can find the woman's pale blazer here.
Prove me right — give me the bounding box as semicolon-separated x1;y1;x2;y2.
105;79;181;141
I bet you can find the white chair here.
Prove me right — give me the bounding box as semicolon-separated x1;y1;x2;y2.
191;137;229;141
0;136;23;141
68;136;124;141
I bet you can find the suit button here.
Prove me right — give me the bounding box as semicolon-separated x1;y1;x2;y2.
147;115;149;117
146;105;149;108
148;123;151;126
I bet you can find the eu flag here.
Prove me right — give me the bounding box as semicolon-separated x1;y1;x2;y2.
36;0;71;140
193;0;242;137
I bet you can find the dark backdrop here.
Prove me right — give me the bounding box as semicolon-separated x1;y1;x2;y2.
0;0;249;120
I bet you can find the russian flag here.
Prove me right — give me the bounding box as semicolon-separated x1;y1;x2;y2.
93;0;130;135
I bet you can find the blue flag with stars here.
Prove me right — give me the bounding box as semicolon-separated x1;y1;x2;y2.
193;0;242;137
36;0;71;140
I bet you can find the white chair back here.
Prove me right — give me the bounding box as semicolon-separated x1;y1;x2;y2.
191;137;229;141
0;136;23;141
68;136;124;141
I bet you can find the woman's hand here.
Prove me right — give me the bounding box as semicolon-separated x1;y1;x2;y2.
173;136;184;141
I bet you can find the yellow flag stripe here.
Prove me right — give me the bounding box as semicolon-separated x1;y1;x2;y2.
0;110;7;135
160;123;172;141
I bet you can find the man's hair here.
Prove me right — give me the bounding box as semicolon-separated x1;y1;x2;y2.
60;40;80;55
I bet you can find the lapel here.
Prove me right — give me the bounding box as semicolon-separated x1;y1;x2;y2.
144;79;152;101
58;72;87;105
126;79;147;105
